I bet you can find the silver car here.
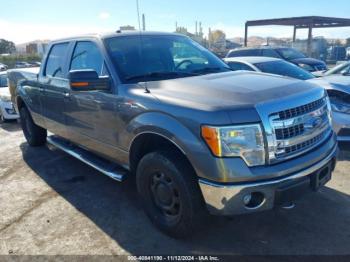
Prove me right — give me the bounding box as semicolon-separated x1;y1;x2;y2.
0;72;19;122
224;56;350;141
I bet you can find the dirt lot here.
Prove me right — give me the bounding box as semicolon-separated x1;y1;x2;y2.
0;120;350;256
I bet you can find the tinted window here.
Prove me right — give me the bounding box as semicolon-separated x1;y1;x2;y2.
45;43;69;78
70;41;106;76
227;62;254;71
227;49;261;58
254;60;315;80
0;74;7;87
262;49;280;58
105;35;231;83
275;48;306;60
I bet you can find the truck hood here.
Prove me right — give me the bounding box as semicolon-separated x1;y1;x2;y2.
147;71;321;111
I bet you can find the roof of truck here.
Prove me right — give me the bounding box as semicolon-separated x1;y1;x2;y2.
51;31;183;43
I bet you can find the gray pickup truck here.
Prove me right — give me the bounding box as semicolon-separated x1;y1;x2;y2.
9;31;337;238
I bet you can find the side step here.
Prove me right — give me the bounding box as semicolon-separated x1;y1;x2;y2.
47;136;127;182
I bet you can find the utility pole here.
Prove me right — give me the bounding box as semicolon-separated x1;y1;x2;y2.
142;14;146;31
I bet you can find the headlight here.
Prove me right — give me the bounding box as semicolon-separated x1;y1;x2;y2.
329;96;350;114
201;124;266;167
0;95;11;103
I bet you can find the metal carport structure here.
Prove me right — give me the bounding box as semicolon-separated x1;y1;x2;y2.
244;16;350;56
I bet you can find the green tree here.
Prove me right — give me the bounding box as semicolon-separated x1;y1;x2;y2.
0;39;16;54
209;30;226;44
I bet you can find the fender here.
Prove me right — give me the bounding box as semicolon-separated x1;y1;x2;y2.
122;111;211;177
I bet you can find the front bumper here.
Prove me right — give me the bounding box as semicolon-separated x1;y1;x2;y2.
199;144;337;216
0;100;19;120
332;111;350;141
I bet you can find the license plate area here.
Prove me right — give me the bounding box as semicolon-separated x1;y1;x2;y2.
311;163;332;191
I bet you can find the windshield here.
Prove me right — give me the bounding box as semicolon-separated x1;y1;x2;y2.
275;48;306;60
254;60;315;80
104;35;231;83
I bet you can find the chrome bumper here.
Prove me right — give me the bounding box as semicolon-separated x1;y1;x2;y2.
198;145;338;216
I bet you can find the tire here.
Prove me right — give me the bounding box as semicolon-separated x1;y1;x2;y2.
19;106;47;146
136;151;207;238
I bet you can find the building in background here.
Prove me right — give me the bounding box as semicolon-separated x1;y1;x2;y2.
16;40;49;56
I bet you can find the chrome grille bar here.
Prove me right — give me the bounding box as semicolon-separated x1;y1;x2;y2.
268;97;332;163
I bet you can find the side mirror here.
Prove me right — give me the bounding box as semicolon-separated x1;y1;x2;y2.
68;69;110;91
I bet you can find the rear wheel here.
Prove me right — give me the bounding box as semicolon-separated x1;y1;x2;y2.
19;106;47;146
136;151;207;238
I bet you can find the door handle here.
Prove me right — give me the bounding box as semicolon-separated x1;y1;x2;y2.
63;92;70;98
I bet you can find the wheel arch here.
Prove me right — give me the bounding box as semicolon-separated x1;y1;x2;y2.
129;131;194;175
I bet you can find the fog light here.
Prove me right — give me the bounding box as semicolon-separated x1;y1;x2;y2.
243;194;252;205
243;192;265;209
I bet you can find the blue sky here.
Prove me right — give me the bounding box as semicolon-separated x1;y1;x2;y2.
1;0;350;43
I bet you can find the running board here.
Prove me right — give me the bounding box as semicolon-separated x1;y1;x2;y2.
47;136;127;182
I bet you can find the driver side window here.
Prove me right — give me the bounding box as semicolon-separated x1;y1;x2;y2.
70;41;107;76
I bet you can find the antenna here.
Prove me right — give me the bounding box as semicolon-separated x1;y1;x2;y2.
135;0;150;93
136;0;142;30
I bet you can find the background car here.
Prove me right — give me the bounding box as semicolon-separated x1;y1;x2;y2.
323;61;350;77
0;71;19;122
226;46;327;72
224;56;350;141
0;63;8;71
328;46;347;62
15;61;32;68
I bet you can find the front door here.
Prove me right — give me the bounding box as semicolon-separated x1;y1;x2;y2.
64;41;120;158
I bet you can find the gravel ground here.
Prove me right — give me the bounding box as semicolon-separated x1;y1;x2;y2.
0;120;349;256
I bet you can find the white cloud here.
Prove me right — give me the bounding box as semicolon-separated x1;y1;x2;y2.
98;12;111;20
0;19;114;44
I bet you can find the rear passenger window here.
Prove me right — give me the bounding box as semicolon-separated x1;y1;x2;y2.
228;49;261;57
45;43;69;78
70;41;105;76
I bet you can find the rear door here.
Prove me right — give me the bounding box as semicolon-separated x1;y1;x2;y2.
40;42;71;138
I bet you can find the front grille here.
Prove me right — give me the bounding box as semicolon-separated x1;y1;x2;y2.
275;124;304;140
279;130;330;157
277;98;325;120
269;97;332;163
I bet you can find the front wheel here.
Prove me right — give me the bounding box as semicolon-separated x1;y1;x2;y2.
136;151;207;238
19;106;47;146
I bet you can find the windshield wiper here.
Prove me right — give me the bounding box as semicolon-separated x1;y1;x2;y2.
125;71;197;81
191;67;232;75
